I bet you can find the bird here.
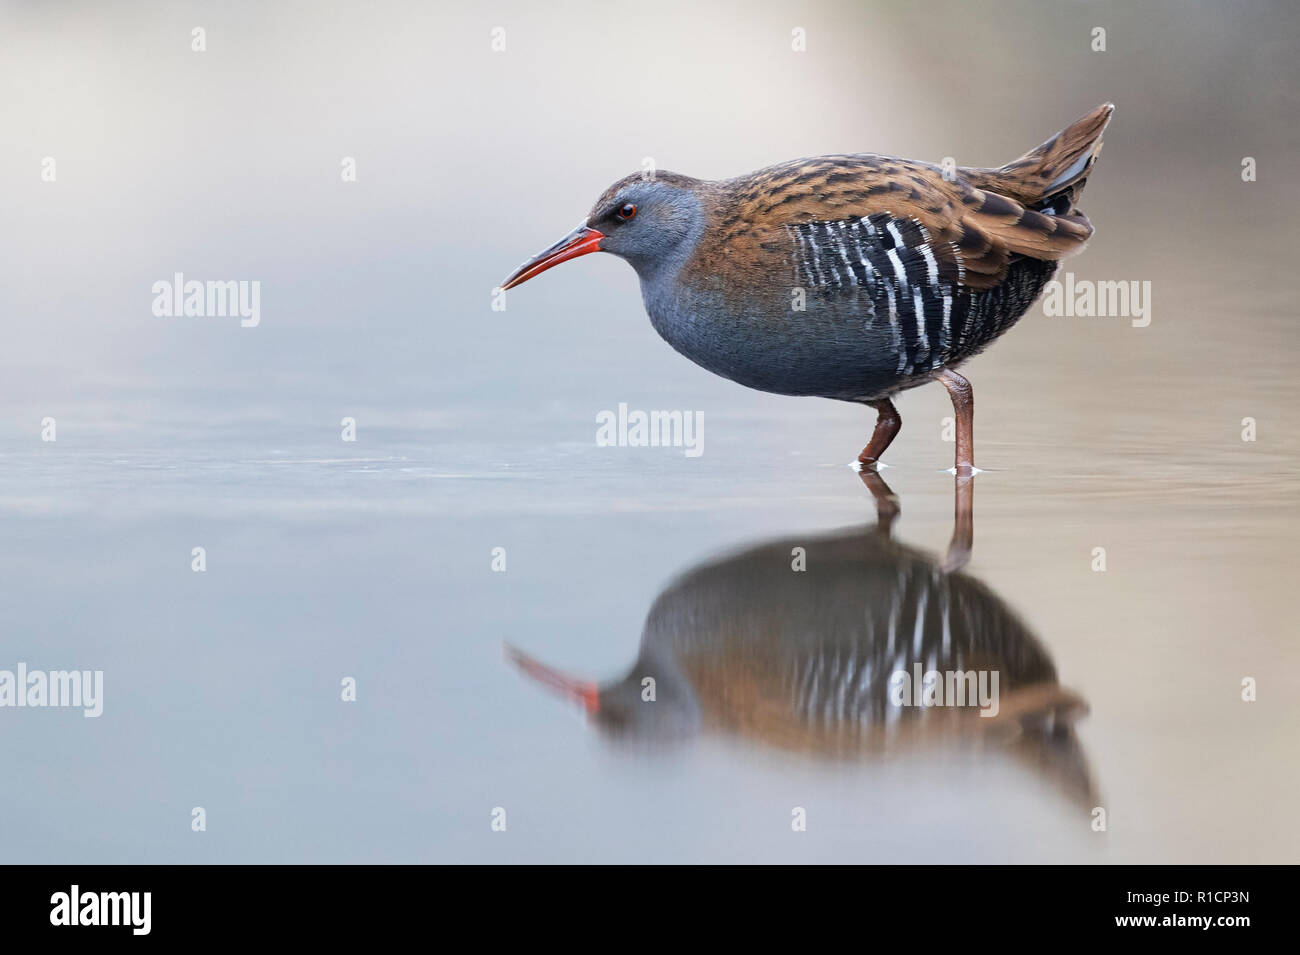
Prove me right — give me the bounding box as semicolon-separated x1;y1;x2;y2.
501;104;1113;472
507;472;1094;803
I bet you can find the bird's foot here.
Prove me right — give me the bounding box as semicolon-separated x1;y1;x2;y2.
856;456;885;471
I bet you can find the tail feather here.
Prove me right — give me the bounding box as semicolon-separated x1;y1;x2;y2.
960;103;1114;214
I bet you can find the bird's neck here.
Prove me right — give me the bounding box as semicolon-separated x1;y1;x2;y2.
621;641;702;728
630;204;713;345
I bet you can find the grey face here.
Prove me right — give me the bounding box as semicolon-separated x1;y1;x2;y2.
499;173;705;292
585;178;705;274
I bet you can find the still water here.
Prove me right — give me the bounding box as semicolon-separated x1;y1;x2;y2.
1;355;1295;863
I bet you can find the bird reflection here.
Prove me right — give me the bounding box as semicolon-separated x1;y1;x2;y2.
510;472;1094;806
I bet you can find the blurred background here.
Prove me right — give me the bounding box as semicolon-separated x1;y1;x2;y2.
0;0;1297;862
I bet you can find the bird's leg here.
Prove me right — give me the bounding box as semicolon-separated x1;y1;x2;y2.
936;369;974;475
857;468;900;537
940;473;974;572
857;398;901;469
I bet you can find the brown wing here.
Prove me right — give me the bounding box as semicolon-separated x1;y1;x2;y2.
706;153;1094;292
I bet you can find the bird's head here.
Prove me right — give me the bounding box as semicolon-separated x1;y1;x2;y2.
506;644;701;745
500;172;706;290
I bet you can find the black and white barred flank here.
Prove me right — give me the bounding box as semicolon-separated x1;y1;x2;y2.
788;213;1057;376
783;559;1057;732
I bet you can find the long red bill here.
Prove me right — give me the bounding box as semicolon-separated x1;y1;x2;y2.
500;224;605;291
505;645;600;713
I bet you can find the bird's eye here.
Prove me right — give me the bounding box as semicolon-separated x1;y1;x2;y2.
616;203;637;221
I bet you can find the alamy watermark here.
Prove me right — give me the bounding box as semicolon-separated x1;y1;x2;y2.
1041;271;1151;327
0;664;103;717
151;273;260;327
596;403;703;457
50;885;150;935
888;664;999;717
